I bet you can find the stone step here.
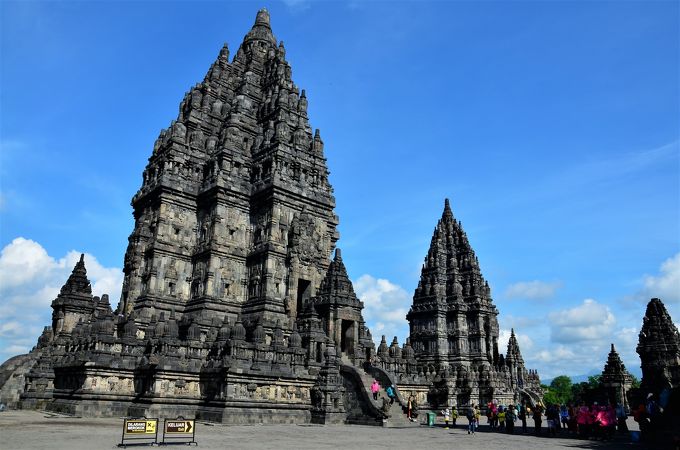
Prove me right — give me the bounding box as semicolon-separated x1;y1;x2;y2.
344;363;417;427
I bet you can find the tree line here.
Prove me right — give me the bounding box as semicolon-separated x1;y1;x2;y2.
541;374;641;405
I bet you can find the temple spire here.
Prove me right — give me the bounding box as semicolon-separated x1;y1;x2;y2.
244;8;276;45
60;253;92;295
443;198;453;220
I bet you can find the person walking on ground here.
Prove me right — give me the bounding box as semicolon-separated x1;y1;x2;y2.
498;406;506;431
451;406;458;428
407;395;415;421
467;405;477;434
442;407;450;429
370;379;380;401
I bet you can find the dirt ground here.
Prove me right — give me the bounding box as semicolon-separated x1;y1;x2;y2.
0;409;654;450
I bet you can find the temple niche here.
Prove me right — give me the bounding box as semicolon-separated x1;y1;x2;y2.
0;9;542;424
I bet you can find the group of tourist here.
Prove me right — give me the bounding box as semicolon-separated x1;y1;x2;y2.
438;400;631;440
369;380;665;443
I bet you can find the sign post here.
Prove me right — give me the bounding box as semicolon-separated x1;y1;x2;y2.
161;417;197;446
118;417;159;447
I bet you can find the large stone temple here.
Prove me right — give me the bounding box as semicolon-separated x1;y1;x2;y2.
0;9;542;424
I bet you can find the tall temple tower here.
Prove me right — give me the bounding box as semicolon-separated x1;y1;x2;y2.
120;9;338;329
637;298;680;393
407;199;500;369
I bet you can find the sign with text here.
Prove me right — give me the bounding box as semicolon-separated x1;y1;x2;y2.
125;419;157;434
161;417;197;445
165;419;194;434
118;418;159;447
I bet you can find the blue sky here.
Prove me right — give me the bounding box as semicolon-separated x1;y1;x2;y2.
1;0;678;380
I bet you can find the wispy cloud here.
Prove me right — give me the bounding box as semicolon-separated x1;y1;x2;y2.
504;280;562;300
281;0;312;12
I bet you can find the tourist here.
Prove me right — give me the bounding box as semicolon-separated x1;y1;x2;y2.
451;406;458;428
547;404;560;436
407;395;415;421
498;406;506;431
386;384;396;404
615;402;628;432
371;379;380;401
567;403;578;435
441;406;450;429
533;402;543;435
593;404;610;440
506;404;516;434
590;403;601;439
409;396;418;422
486;402;496;429
605;403;616;439
467;405;477;434
468;404;480;434
645;393;661;430
577;401;591;439
519;401;528;433
559;403;569;429
633;402;649;438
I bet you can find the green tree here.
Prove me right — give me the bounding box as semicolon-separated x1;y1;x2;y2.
550;375;573;404
587;375;602;389
630;374;641;389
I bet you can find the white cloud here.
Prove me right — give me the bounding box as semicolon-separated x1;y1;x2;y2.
498;328;534;356
504;280;561;300
642;252;680;304
549;298;616;343
354;274;411;347
0;237;123;363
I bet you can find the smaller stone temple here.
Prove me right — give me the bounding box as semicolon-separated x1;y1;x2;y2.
405;199;542;408
636;298;680;395
599;343;633;411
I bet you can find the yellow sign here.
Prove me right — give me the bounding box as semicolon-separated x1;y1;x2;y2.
124;419;157;434
165;420;194;434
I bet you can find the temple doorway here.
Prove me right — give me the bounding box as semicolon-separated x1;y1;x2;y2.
297;279;311;317
340;320;354;355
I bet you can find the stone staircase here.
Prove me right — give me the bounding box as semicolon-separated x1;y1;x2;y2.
340;357;419;428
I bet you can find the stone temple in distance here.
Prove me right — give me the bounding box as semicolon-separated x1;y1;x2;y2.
0;9;546;424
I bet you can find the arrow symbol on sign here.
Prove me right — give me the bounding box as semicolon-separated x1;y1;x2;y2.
186;421;192;433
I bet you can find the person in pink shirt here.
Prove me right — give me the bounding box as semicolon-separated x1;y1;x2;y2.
577;402;592;439
370;379;380;401
594;405;608;439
